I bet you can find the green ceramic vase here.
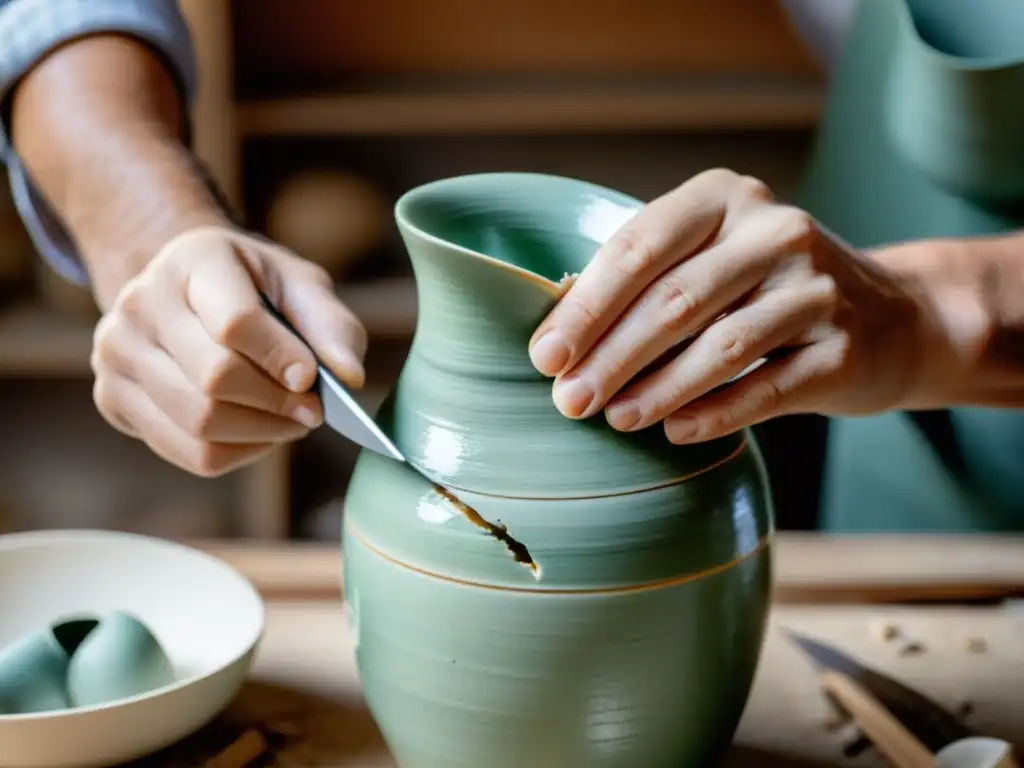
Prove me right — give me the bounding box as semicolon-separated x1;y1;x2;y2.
342;173;774;767
800;0;1024;531
886;0;1024;204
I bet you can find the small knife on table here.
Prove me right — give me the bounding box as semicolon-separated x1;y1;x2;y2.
785;630;1018;768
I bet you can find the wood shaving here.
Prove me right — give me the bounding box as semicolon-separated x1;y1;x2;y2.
202;729;267;768
897;639;926;657
963;636;988;654
870;620;901;643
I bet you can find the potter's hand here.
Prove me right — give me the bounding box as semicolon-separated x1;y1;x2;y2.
529;168;937;444
91;226;367;476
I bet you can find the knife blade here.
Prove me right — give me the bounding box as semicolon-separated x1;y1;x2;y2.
785;629;973;753
259;292;405;462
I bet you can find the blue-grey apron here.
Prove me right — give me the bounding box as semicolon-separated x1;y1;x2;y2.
796;0;1024;531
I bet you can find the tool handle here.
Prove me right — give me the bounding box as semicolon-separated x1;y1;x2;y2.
822;670;938;768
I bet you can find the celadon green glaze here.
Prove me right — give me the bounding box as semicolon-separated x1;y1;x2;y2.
798;0;1024;531
342;173;774;767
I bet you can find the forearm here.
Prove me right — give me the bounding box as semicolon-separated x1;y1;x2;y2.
873;233;1024;409
10;33;228;309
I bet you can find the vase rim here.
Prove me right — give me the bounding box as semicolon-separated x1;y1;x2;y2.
393;171;642;298
894;0;1024;71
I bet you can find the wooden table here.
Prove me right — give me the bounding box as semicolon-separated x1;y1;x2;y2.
142;535;1024;767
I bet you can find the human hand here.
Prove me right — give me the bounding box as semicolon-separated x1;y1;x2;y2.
529;169;938;444
91;226;367;476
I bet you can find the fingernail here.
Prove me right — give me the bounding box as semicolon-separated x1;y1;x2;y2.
292;406;322;429
284;363;312;392
530;331;571;375
666;417;697;443
606;401;642;431
554;378;595;418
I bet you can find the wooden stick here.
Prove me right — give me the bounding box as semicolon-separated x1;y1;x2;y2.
202;729;268;768
821;671;937;768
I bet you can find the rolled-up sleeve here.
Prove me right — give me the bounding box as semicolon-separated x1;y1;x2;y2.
0;0;197;285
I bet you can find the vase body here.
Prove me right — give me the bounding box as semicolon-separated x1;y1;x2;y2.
342;173;773;767
798;0;1024;531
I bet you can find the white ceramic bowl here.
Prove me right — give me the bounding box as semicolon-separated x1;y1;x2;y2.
0;530;264;768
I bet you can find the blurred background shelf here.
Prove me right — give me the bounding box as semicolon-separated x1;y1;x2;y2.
0;277;418;378
237;77;823;137
0;0;827;542
0;303;94;376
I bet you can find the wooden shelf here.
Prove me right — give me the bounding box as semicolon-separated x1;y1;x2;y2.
336;275;417;339
0;303;94;376
237;78;824;137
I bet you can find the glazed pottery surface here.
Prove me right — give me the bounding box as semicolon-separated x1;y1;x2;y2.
66;611;175;708
886;0;1024;203
0;629;71;714
0;530;264;768
799;0;1024;531
343;173;774;767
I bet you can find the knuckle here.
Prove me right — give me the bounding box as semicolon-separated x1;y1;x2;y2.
735;175;773;202
92;376;116;417
215;303;263;347
812;274;841;310
90;319;116;374
112;279;150;322
193;444;229;478
746;379;785;414
696;167;739;188
303;262;335;288
602;226;658;278
187;398;220;439
200;348;238;397
654;274;700;333
92;377;133;435
774;206;816;246
713;323;758;366
560;292;600;334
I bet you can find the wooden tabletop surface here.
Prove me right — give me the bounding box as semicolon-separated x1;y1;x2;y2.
145;534;1024;767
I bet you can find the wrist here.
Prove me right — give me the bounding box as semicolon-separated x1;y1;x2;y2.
70;133;233;309
869;237;1021;409
9;33;235;310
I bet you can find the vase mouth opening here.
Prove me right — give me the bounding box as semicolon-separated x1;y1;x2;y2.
899;0;1024;68
394;172;642;294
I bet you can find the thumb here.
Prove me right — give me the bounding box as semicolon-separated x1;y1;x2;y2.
255;243;368;390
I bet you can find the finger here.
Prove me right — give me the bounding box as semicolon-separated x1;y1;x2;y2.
93;373;274;477
553;204;819;419
604;276;837;432
149;288;323;426
93;374;141;438
528;169;735;377
662;337;846;444
99;319;316;443
184;238;320;393
277;275;368;389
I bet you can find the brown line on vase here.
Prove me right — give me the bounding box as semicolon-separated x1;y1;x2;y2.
345;527;772;597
